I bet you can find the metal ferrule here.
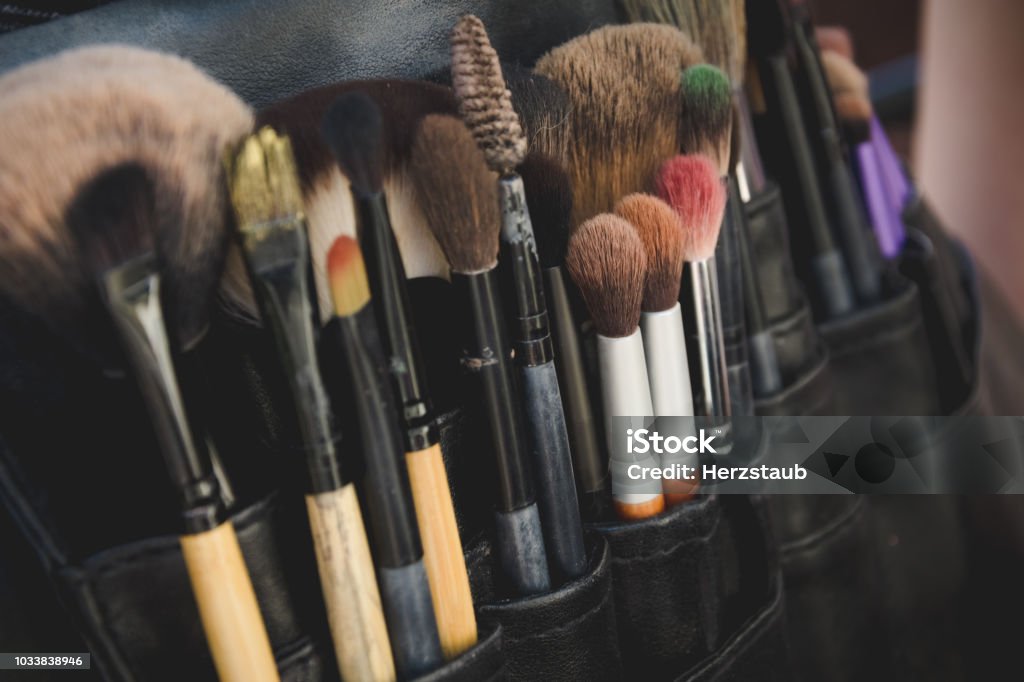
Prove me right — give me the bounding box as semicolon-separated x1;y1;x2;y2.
498;174;552;367
355;193;436;451
103;256;222;534
734;88;766;202
238;215;343;494
640;303;695;417
689;259;732;420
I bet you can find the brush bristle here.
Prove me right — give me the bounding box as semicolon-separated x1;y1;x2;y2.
409;115;500;274
450;14;527;172
66;163;157;276
225;127;305;229
519;153;572;268
322;91;385;197
0;44;253;348
680;64;733;175
565;214;647;338
506;68;571;165
534;24;702;226
614;194;684;313
327;235;371;317
655;155;726;262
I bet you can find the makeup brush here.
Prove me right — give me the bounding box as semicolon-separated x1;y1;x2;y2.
656;155;731;431
533;23;703;226
69;163;278;682
451;14;585;582
519;154;609;521
326;235;443;678
321;92;476;658
747;0;855;320
506;70;572;166
787;1;882;305
409;114;550;596
224;129;396;682
566;215;663;521
220;79;458;323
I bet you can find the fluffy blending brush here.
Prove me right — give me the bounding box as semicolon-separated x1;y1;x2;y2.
506;69;572;166
657;156;731;431
409;114;550;596
224;129;395;682
220;79;458;322
533;23;703;226
326;236;443;678
69;164;278;682
566;215;664;521
321;92;476;659
520;154;609;521
451;14;585;582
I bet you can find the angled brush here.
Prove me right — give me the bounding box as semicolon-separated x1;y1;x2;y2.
70;164;278;682
534;23;703;226
326;236;443;678
451;14;584;582
321;92;476;658
520;154;609;521
566;215;664;521
225;128;395;682
410;114;550;596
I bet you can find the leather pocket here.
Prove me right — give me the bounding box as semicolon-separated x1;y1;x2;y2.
590;496;723;680
466;533;620;681
412;623;508;682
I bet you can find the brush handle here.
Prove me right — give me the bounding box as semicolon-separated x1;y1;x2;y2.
179;522;279;682
306;488;396;682
521;361;587;581
543;267;607;502
719;181;755;417
640;304;694;417
378;560;444;678
734;89;767;200
748;329;783;397
689;260;731;420
494;504;551;595
405;443;477;658
597;330;663;519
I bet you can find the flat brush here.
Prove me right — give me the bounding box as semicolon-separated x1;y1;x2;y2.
410;114;550;596
70;163;278;682
224;129;395;682
657;156;731;443
566;215;663;521
747;0;855;320
451;14;585;582
327;236;443;678
321;92;476;659
520;154;609;521
533;23;703;226
788;1;882;305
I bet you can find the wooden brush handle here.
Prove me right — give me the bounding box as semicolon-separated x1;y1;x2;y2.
179;522;279;682
406;443;477;658
306;487;396;682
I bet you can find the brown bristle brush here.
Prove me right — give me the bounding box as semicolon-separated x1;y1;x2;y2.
450;14;585;582
219;79;458;322
519;153;609;520
533;24;703;226
0;46;279;682
565;214;664;521
409;114;550;596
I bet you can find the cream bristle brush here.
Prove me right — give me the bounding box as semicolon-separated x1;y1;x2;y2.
566;215;664;522
533;23;703;226
451;14;585;582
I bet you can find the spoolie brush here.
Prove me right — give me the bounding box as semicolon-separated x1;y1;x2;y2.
657;156;731;439
533;24;703;226
519;153;609;521
451;14;585;582
409;114;550;596
321;92;477;659
566;215;664;521
71;163;278;682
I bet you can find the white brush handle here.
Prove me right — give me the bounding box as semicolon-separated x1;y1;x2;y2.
640;303;695;417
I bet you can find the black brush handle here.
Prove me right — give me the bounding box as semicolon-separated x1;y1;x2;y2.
718;180;754;417
494;504;550;596
355;193;435;450
543;267;608;508
337;307;422;568
521;360;586;581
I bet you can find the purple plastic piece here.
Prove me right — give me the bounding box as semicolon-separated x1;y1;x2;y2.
858;141;903;258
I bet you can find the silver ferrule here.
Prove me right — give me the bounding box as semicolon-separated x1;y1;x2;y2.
498;174;538;257
734;89;766;202
690;259;732;419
